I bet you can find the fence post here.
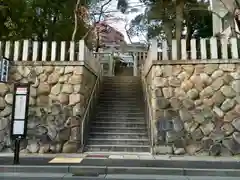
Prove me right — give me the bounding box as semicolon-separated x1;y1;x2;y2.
5;41;11;59
230;38;239;59
150;39;158;61
51;41;57;61
22;40;29;61
200;38;207;60
221;38;228;59
210;37;218;59
172;40;177;60
32;41;39;61
78;40;85;61
60;41;66;61
70;41;75;61
162;40;168;60
181;39;187;60
191;39;197;59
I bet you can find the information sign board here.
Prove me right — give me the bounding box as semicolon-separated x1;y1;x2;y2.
10;84;30;139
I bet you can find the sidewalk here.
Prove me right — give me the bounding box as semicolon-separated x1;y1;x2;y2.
0;152;239;162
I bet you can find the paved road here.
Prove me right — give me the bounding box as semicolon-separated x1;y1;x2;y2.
0;157;239;179
0;173;240;180
0;157;240;169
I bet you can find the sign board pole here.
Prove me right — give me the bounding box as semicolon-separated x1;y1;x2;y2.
13;138;21;164
10;84;30;165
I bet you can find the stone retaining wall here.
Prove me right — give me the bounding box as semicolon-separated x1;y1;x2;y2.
0;62;96;153
146;61;240;156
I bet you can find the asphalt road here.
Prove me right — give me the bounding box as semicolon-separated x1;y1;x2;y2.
0;173;240;180
0;157;240;169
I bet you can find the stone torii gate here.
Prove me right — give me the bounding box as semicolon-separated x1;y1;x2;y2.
96;43;148;76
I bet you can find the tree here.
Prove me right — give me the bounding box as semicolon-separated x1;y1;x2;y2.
127;0;212;51
0;0;92;41
214;0;240;37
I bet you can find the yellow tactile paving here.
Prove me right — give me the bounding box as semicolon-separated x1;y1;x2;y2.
48;157;83;163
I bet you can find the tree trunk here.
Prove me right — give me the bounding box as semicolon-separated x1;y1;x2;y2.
175;0;184;59
186;23;194;59
72;0;81;41
162;21;173;47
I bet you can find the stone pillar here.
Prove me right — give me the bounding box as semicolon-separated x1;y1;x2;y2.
133;53;138;76
150;39;158;60
212;14;222;35
108;54;113;76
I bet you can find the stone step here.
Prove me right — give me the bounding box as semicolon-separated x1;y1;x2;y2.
88;139;149;146
97;101;141;105
100;90;140;94
103;80;140;83
88;132;148;139
97;104;143;108
102;85;140;86
98;97;141;101
102;81;140;84
102;86;140;89
92;119;146;124
99;93;142;97
101;86;141;88
103;78;140;80
95;112;145;117
92;120;146;124
101;86;141;89
99;91;140;94
103;77;140;81
95;107;144;111
99;93;141;97
85;145;150;152
99;96;141;99
89;127;147;134
91;122;146;128
94;116;145;120
102;86;140;88
96;111;144;114
101;90;140;94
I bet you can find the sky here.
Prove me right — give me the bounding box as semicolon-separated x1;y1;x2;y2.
99;0;146;43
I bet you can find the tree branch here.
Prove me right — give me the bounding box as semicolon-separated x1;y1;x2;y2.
81;0;113;41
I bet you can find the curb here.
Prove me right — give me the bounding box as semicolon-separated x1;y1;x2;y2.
0;153;239;162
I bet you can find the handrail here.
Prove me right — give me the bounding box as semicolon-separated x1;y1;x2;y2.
80;64;102;148
142;76;154;153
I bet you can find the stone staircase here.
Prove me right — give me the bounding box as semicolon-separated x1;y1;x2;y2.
85;76;150;152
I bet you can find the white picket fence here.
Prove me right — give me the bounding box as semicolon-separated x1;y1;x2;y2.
1;37;239;75
143;37;240;75
0;40;101;74
155;37;240;60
